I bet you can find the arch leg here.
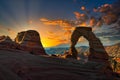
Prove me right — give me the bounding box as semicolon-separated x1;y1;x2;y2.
69;29;81;59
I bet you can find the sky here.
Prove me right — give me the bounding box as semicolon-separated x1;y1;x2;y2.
0;0;120;48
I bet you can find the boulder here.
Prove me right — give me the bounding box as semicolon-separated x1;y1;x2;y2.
15;30;46;55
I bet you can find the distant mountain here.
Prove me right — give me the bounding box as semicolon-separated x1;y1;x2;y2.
45;47;69;54
45;46;88;55
45;43;120;58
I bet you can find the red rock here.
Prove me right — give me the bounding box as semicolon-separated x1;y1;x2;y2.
0;50;116;80
15;30;47;55
69;27;109;62
0;36;16;49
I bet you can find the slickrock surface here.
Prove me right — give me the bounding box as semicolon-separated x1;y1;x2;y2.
0;49;119;80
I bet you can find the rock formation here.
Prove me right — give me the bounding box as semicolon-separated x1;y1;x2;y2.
0;36;16;49
69;27;109;62
0;50;118;80
0;30;119;80
15;30;46;55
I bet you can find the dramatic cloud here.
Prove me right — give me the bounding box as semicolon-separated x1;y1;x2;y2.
89;16;97;27
40;18;49;22
81;6;86;11
93;1;120;25
40;0;120;46
40;18;76;44
74;12;88;24
40;18;75;27
96;18;103;27
47;31;69;45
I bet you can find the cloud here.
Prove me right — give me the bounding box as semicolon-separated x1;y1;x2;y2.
47;31;55;35
40;0;120;46
40;18;76;41
102;12;118;25
89;16;97;27
93;2;120;25
81;6;86;11
40;18;75;27
47;32;69;45
74;12;89;24
96;18;103;27
40;18;49;22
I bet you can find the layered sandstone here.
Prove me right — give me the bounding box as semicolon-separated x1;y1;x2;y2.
0;36;16;49
15;30;46;55
69;27;109;62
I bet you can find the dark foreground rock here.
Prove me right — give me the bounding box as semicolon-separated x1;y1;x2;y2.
0;49;119;80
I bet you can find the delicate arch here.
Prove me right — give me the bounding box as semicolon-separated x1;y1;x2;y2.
69;27;108;62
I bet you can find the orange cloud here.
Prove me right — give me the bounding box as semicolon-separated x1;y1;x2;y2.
40;18;49;22
89;16;97;27
81;6;86;11
74;12;81;20
99;4;112;13
93;3;119;25
62;27;74;30
42;37;68;47
40;2;120;47
47;31;55;35
96;20;103;27
64;30;71;35
47;36;68;46
74;12;88;24
46;30;70;46
102;12;117;25
40;18;75;27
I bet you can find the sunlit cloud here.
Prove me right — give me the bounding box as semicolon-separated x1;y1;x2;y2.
74;12;88;23
89;16;97;27
40;18;75;27
93;3;120;25
40;0;120;47
0;0;119;48
40;18;49;22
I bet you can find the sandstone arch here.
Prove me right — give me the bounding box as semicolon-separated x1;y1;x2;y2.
69;27;108;62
